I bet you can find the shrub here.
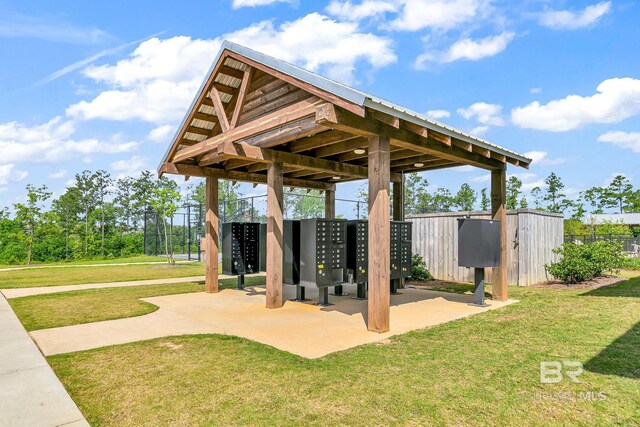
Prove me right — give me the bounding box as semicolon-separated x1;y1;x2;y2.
545;241;624;284
622;257;640;271
411;254;433;281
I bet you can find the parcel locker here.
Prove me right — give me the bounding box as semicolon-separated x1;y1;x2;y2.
391;221;412;280
222;222;260;276
299;218;347;289
258;221;300;285
346;220;368;284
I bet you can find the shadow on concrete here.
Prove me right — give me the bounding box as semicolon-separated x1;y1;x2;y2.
584;321;640;379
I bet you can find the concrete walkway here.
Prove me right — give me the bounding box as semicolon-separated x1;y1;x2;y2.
2;276;206;299
0;260;193;273
1;273;265;299
31;284;516;358
0;293;89;427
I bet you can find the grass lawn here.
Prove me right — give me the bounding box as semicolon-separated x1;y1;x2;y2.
10;276;266;331
0;262;205;289
45;275;640;426
0;255;173;269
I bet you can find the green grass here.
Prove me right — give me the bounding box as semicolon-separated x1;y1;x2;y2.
9;276;266;331
46;276;640;426
0;255;172;269
622;257;640;271
0;262;206;289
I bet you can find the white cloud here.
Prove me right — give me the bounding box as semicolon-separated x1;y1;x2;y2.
0;116;138;166
415;31;514;67
511;78;640;131
470;125;490;135
326;0;397;21
111;155;148;179
67;15;395;124
458;102;505;126
530;87;541;94
48;169;68;179
523;150;565;166
538;1;611;30
426;109;450;119
387;0;490;32
148;124;174;143
232;0;293;8
471;174;490;183
111;155;146;171
0;165;28;187
598;131;640;153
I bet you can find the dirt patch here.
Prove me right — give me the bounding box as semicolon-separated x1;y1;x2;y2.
159;341;183;350
534;275;625;291
373;339;393;346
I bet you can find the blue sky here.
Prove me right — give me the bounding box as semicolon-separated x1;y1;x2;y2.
1;0;639;217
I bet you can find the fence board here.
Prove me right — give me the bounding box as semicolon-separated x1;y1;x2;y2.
408;209;563;287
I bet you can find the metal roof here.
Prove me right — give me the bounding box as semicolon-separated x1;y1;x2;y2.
586;213;640;225
160;40;531;171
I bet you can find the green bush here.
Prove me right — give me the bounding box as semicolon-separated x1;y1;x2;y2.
622;257;640;271
545;241;624;284
411;254;433;281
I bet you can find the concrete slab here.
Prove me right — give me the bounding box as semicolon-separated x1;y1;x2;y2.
0;294;89;427
31;284;516;359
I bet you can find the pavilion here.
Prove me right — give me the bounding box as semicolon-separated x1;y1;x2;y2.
158;41;531;333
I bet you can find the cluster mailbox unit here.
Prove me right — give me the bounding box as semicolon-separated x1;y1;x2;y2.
222;222;260;289
299;218;347;305
457;218;501;306
224;218;412;304
346;220;413;298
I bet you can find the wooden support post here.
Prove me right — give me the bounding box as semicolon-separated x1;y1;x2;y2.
205;177;219;293
491;166;508;301
325;189;335;218
368;135;391;333
266;161;284;308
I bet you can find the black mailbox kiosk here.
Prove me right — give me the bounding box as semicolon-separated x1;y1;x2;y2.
222;222;260;289
259;221;304;300
457;218;501;306
299;218;347;305
346;220;413;299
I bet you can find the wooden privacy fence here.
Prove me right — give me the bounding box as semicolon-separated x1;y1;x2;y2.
408;209;564;287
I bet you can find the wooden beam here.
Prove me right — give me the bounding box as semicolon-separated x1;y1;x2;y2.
219;65;245;80
289;130;356;153
213;82;235;95
209;87;229;133
205;177;219;293
193;112;217;122
368;135;391;333
367;108;399;128
172;98;324;163
218;141;394;181
391;154;449;169
452;139;472;152
225;50;366;117
266;161;284;309
230;67;253;129
161;162;335;191
491;166;508;302
186;126;214;136
391;161;459;173
316;104;503;170
392;177;404;291
314;137;367;158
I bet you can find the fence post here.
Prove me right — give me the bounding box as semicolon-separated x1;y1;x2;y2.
143;210;147;255
251;197;254;222
187;204;191;261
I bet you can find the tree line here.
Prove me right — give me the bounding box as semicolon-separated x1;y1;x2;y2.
2;169;639;265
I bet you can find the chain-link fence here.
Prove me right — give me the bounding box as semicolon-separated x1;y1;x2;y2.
143;193;365;260
564;233;640;256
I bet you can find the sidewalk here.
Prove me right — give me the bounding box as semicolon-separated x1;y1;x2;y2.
1;276;207;299
0;260;193;273
0;293;89;427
